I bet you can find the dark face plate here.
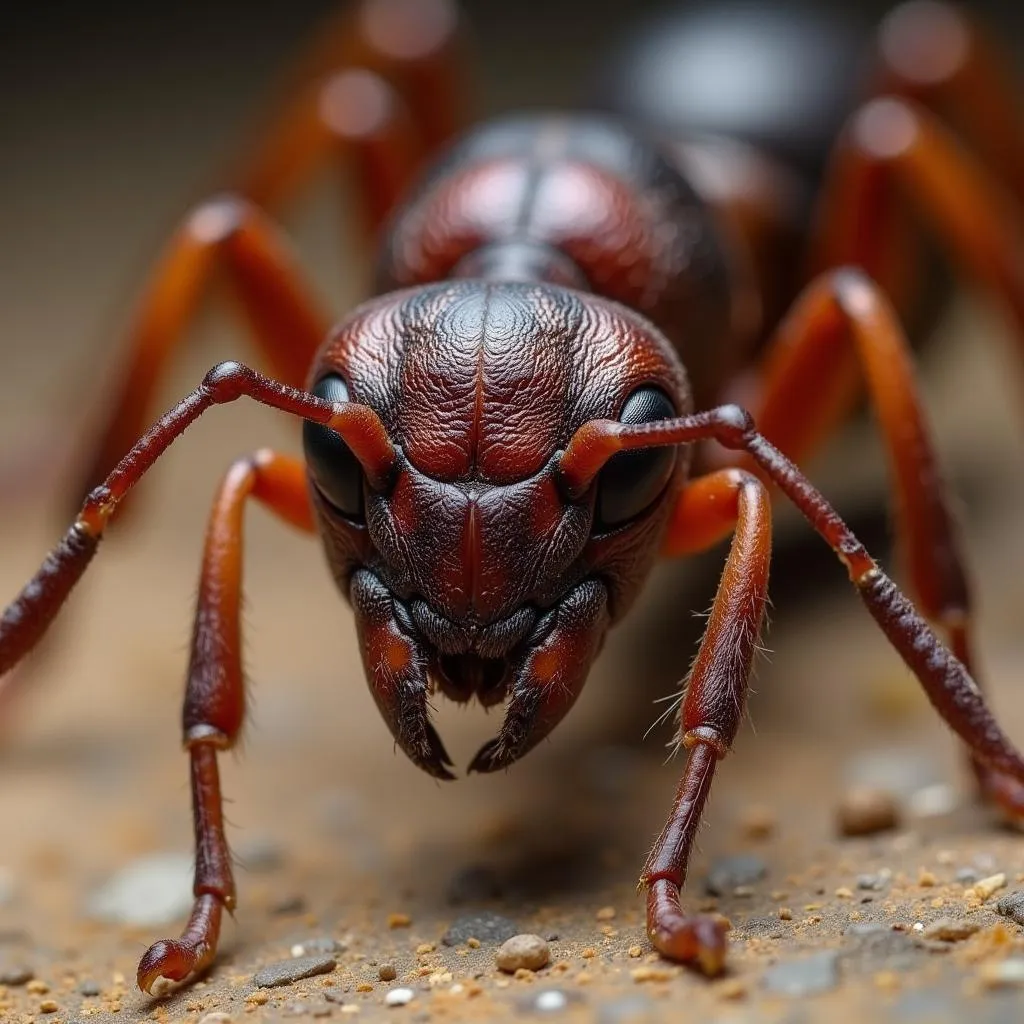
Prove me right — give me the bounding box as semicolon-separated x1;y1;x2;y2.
305;280;692;777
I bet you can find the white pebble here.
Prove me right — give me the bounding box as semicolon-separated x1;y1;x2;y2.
974;872;1007;900
980;959;1024;989
86;852;194;926
290;944;306;957
535;989;569;1012
908;783;958;818
912;922;924;932
385;987;415;1006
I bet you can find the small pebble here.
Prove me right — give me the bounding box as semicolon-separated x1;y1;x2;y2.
921;918;980;942
378;964;397;982
704;854;767;896
495;934;550;973
198;1014;234;1024
978;959;1024;989
631;965;675;983
78;980;102;997
843;749;941;797
836;786;899;836
387;913;412;929
384;987;415;1006
254;955;337;988
738;804;776;840
533;989;569;1012
39;1000;59;1014
0;961;34;986
595;906;616;921
857;872;890;892
996;890;1024;926
85;852;194;927
917;869;938;887
973;873;1007;900
907;783;958;818
762;952;840;996
442;911;519;946
293;937;346;957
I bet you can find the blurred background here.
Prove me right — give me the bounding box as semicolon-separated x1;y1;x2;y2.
1;1;1024;1015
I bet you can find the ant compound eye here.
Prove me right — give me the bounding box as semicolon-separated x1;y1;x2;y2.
303;374;365;520
595;387;677;530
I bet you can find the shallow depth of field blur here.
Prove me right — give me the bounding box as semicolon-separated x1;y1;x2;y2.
2;3;1024;1022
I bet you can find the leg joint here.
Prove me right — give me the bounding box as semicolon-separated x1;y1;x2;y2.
184;725;233;750
202;361;256;403
683;726;730;758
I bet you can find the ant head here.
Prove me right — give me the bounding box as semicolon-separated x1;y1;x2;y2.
303;280;692;778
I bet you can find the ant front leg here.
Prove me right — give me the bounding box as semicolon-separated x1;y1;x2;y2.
642;469;772;975
561;406;1024;969
746;269;971;659
137;450;315;993
1;361;391;682
749;269;1024;819
0;365;391;986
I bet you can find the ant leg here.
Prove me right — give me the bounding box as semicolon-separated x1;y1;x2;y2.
241;0;468;181
136;449;314;993
76;198;329;507
564;407;1024;785
564;412;1024;967
237;0;468;216
0;360;389;679
870;1;1024;206
740;269;1024;817
235;69;419;236
66;3;467;509
810;96;1024;367
643;469;771;974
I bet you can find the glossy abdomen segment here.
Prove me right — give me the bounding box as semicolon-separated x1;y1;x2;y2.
377;115;737;404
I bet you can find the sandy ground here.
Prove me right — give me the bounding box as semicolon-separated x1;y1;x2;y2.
3;7;1024;1023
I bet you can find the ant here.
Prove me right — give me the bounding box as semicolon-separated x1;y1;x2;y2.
2;0;1024;992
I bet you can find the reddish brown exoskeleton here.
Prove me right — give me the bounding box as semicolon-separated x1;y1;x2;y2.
3;0;1024;991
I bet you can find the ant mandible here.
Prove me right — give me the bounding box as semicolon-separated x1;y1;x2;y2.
2;0;1024;991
